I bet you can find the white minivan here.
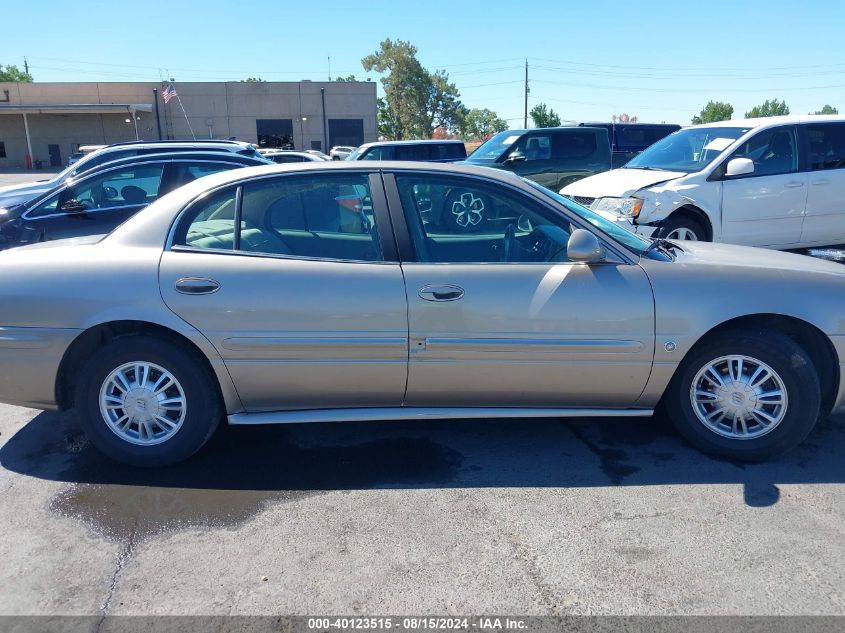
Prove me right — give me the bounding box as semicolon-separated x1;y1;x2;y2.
560;115;845;248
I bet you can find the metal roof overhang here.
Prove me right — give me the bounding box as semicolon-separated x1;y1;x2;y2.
0;103;153;115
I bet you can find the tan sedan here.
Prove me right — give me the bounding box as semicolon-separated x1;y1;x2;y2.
0;162;843;466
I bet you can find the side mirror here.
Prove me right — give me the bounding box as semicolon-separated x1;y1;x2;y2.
567;229;606;264
504;153;526;165
60;199;88;213
725;157;754;178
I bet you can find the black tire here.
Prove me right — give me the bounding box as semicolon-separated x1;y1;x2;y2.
657;214;708;241
663;329;820;462
74;336;222;467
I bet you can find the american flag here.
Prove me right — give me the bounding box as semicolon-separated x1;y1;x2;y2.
161;84;176;104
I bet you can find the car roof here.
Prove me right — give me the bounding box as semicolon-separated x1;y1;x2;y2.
105;139;250;148
579;122;681;128
357;139;466;149
490;126;608;135
689;114;845;129
50;151;264;187
261;150;316;156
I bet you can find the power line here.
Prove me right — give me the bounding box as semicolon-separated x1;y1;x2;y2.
528;56;845;73
531;78;845;93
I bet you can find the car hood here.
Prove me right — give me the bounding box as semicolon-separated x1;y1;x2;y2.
561;168;687;198
0;184;54;207
660;240;845;278
0;179;56;195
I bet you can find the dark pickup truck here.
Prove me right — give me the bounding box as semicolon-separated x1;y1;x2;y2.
463;127;612;191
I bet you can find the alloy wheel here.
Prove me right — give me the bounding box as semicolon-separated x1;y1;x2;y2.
689;355;788;440
99;361;187;446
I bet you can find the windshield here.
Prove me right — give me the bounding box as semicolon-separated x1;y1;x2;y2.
464;131;523;164
625;126;751;173
346;146;368;160
522;178;652;254
53;153;97;182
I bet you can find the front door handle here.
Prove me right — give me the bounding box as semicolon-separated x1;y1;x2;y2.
175;277;220;295
784;181;805;188
812;179;831;186
419;284;464;302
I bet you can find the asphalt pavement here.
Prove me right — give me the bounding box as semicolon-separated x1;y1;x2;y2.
0;404;843;616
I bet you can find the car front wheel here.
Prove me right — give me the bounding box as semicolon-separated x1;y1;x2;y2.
658;215;707;241
664;329;821;462
75;336;222;467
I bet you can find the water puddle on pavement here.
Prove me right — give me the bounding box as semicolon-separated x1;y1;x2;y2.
50;483;310;542
44;423;464;543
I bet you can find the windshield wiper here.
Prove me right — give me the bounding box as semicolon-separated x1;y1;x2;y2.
642;237;675;257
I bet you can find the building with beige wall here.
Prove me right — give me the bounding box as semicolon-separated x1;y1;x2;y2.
0;80;377;168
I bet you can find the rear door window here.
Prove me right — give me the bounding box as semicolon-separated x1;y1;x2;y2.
552;131;599;160
803;123;845;171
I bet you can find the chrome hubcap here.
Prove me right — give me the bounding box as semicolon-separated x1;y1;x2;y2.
666;227;698;240
690;355;787;440
99;361;187;446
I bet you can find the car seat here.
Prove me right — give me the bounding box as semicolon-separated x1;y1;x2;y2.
525;137;541;161
759;132;794;174
121;185;148;205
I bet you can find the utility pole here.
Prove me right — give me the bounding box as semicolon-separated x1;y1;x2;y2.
153;88;163;140
328;56;331;81
24;57;29;76
523;59;529;128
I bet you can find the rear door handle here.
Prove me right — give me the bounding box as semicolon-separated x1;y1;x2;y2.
175;277;220;295
418;284;464;302
784;181;805;188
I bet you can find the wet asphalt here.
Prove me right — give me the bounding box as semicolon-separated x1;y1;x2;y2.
0;404;843;615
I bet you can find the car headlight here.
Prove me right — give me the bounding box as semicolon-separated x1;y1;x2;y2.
592;197;644;218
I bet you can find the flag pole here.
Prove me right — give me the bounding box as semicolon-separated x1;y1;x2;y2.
169;81;196;140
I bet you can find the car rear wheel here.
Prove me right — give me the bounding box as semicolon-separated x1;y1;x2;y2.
658;215;707;241
663;329;820;462
75;336;221;467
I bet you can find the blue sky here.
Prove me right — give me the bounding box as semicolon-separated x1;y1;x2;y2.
3;0;844;126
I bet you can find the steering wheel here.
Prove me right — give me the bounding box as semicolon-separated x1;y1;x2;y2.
502;224;518;262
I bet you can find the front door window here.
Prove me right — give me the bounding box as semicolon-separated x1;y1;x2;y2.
394;174;573;263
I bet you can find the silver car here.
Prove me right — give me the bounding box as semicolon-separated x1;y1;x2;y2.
0;162;843;466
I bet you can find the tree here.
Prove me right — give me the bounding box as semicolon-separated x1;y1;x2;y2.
529;103;561;128
613;113;639;123
0;64;33;82
240;77;265;82
420;70;465;137
362;39;465;139
691;101;733;125
745;99;790;118
812;104;839;115
335;75;358;82
460;108;507;141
